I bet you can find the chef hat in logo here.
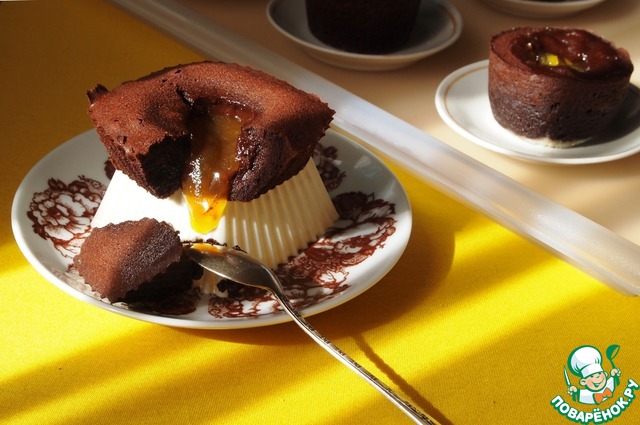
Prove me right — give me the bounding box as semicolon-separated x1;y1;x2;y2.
569;345;604;378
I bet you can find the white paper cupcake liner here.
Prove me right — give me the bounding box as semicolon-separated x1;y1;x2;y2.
92;159;338;269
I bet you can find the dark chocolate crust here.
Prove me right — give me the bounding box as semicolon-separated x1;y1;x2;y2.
88;61;334;200
488;27;633;142
74;218;187;302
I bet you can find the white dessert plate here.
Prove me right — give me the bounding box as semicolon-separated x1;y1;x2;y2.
266;0;462;71
12;129;411;329
435;60;640;164
480;0;608;19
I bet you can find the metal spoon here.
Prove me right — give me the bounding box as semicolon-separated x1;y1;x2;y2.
185;243;440;425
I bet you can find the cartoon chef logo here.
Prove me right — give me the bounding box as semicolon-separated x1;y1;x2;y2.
551;344;637;423
565;345;621;405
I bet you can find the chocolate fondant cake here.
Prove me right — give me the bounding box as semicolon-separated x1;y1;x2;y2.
305;0;420;54
81;63;339;302
88;61;334;200
74;218;198;302
488;27;633;144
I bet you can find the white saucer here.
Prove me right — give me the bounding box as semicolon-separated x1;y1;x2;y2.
266;0;462;71
435;60;640;164
480;0;608;19
12;129;411;329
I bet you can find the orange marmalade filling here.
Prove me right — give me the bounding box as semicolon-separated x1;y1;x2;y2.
535;51;585;71
513;29;631;78
521;40;586;72
182;103;252;234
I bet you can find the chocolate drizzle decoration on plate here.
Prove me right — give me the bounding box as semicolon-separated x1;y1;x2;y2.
27;176;105;259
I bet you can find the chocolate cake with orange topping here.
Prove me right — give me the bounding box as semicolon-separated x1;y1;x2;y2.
488;27;633;145
88;61;334;201
81;62;339;299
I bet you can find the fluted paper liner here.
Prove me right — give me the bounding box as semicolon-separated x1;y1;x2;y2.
92;159;338;270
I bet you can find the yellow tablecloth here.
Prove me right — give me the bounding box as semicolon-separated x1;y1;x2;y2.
2;1;639;424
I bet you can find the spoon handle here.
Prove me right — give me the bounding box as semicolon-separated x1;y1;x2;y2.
268;286;439;425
